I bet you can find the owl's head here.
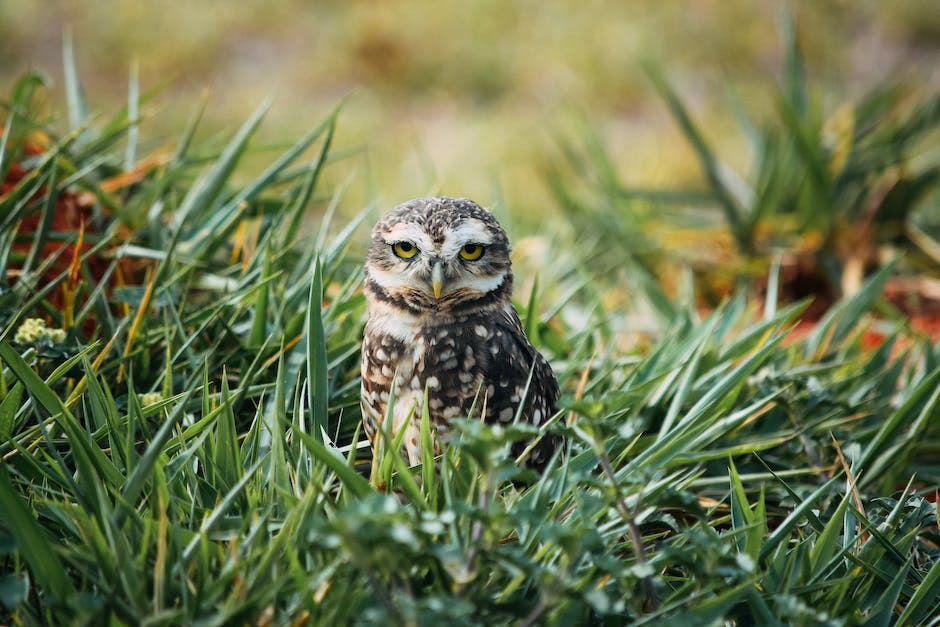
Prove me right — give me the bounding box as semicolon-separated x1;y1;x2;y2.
364;197;513;315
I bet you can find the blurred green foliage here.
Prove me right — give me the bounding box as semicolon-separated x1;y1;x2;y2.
550;12;940;312
2;1;939;217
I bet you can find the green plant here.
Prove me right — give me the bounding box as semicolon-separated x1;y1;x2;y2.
551;11;940;309
1;47;939;625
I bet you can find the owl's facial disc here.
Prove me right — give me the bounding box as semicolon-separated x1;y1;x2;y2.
368;216;510;310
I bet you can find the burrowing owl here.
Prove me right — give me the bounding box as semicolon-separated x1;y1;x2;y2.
361;196;558;469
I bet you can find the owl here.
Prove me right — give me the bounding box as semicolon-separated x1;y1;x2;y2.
361;196;559;470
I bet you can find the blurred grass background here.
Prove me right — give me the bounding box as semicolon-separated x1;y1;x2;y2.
3;0;939;220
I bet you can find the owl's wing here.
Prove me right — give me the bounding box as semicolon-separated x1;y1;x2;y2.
483;306;560;469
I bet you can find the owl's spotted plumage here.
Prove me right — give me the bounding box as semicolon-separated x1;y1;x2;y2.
361;197;558;469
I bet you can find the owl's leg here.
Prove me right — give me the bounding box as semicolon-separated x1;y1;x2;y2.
402;420;423;467
391;389;424;467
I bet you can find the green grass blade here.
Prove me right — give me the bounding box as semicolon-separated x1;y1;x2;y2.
187;113;336;258
420;386;436;501
779;5;807;116
0;71;47;179
174;97;272;228
390;447;425;505
124;60;139;170
283;114;338;245
622;334;783;475
295;430;371;499
62;28;89;135
0;382;23;441
0;341;122;490
759;473;842;563
729;457;766;562
180;458;265;563
809;489;853;571
657;317;714;437
804;262;894;356
895;548;940;626
306;257;329;442
249;253;272;347
523;274;540;345
115;386;198;527
215;374;244;490
858;368;940;488
644;63;750;252
171;93;207;165
0;467;75;601
865;557;910;627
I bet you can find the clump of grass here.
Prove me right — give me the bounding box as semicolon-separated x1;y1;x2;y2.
551;11;940;315
1;45;939;624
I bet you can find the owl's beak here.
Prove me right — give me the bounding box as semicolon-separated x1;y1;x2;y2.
431;261;444;299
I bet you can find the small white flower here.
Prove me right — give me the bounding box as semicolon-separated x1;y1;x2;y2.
46;328;67;344
139;392;163;407
14;318;69;345
14;318;47;344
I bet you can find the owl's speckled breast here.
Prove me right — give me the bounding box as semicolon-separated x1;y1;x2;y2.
361;312;491;448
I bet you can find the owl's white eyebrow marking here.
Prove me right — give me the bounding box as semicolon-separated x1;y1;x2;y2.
440;220;494;258
446;272;507;296
368;266;426;293
382;223;434;250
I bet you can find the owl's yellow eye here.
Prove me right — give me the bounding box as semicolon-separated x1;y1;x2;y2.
459;243;484;261
392;241;418;259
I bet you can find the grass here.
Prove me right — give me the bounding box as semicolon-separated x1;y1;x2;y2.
1;42;940;625
549;10;940;315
